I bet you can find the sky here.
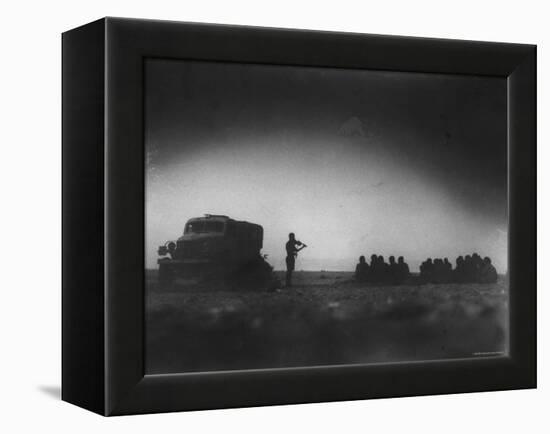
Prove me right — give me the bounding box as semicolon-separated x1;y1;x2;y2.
145;58;507;273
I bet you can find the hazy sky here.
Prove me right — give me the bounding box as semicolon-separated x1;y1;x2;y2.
145;59;507;272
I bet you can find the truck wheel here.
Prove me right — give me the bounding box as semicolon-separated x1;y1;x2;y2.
227;256;273;290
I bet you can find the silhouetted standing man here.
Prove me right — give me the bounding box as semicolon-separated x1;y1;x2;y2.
285;233;306;287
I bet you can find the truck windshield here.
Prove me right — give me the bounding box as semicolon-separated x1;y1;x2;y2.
185;221;225;234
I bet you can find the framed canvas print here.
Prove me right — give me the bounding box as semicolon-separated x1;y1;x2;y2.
62;17;536;416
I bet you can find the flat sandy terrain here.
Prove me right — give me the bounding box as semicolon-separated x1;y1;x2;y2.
146;270;508;374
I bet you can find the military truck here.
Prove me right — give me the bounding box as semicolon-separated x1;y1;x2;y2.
157;214;274;287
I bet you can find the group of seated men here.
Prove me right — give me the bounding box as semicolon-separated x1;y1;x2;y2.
419;253;497;284
355;254;410;284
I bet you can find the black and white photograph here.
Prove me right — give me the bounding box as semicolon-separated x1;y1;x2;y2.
145;58;508;374
0;0;543;428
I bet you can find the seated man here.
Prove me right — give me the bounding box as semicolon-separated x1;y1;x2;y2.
388;256;399;284
355;255;369;282
369;254;379;282
472;253;483;281
378;255;390;283
454;256;466;282
420;258;434;282
432;258;446;283
419;261;427;279
463;255;476;282
397;256;410;283
478;257;498;283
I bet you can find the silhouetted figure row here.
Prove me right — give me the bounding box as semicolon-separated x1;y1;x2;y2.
420;253;497;284
355;254;410;285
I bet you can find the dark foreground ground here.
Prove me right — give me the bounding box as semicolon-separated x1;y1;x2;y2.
146;270;508;374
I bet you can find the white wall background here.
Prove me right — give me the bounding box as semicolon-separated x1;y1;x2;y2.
0;0;546;432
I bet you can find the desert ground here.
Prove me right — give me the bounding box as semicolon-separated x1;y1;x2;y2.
146;270;508;374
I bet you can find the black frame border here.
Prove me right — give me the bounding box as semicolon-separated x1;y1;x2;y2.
75;17;536;415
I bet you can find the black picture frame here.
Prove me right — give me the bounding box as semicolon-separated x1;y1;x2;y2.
62;17;536;416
